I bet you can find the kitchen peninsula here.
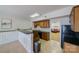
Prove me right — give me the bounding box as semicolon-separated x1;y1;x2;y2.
0;29;33;53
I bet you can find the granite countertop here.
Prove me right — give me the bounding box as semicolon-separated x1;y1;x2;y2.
19;29;33;34
0;30;17;32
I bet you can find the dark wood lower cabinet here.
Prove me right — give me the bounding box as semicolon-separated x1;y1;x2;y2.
33;31;50;41
33;31;50;52
42;32;50;41
33;31;40;53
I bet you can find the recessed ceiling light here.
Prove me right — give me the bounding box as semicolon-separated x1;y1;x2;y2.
30;13;40;18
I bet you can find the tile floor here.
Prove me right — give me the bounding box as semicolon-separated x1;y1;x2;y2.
40;39;63;53
0;39;63;53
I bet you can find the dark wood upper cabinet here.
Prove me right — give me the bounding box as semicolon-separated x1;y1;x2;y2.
70;6;79;32
33;19;50;28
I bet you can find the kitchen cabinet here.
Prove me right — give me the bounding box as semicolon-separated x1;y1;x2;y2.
33;31;50;52
33;20;50;40
33;31;40;41
70;6;79;32
42;32;50;41
33;31;40;52
33;19;50;52
33;20;50;28
33;31;49;41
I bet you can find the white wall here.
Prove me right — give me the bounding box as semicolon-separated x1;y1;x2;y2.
12;18;32;29
50;16;70;25
0;17;32;31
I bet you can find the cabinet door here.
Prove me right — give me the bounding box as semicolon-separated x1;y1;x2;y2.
33;31;39;41
0;33;2;42
40;21;43;28
43;20;49;28
42;32;49;41
74;7;79;32
33;20;50;28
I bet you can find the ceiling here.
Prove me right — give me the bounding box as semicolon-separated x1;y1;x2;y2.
0;5;71;20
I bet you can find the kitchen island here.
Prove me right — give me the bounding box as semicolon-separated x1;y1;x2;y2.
0;29;33;53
